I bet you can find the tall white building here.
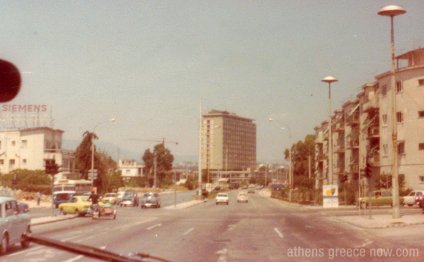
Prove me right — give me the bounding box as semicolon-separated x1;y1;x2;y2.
0;127;71;174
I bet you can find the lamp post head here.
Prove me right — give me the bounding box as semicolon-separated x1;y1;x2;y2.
378;5;406;17
321;76;338;84
268;117;274;122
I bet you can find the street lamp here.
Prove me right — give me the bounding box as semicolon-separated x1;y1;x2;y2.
268;118;293;191
378;4;406;219
90;118;115;186
321;76;338;185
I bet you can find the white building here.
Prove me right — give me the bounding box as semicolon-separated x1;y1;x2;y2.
0;127;73;174
118;159;144;178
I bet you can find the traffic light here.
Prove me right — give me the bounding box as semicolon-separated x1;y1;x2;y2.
45;159;59;175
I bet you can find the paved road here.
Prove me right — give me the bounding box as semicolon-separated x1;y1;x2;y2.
4;190;423;261
28;190;197;219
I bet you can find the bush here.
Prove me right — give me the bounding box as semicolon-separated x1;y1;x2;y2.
0;169;51;193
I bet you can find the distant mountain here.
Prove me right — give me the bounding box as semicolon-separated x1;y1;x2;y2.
62;139;197;163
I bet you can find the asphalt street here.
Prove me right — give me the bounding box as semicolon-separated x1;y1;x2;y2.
4;190;424;262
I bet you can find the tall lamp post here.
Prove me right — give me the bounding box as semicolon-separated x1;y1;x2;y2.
378;5;406;219
321;76;338;185
269;118;293;192
90;118;115;186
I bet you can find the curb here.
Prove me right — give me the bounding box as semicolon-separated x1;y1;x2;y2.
330;216;424;229
31;215;77;226
164;200;205;210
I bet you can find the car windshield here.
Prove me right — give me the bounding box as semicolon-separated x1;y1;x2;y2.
2;1;424;261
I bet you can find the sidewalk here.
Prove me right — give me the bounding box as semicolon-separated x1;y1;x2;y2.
261;191;424;229
332;213;424;229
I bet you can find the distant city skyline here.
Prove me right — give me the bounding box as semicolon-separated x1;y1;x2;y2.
1;1;423;164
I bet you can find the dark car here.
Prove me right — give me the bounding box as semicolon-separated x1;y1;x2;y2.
53;191;75;208
140;192;161;208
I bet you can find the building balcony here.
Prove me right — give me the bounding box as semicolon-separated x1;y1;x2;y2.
363;100;379;113
368;126;380;138
346;115;360;126
334;166;345;174
335;146;345;153
350;163;359;173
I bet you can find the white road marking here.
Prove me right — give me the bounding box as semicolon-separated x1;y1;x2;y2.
6;246;43;257
183;227;194;235
147;223;162;230
274;227;284;239
216;247;228;262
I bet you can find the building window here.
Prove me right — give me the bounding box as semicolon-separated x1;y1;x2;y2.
11;141;16;146
419;111;424;118
419;143;424;151
396;112;403;123
418;79;424;86
23;159;27;164
398;142;405;155
382;114;388;124
0;159;3;165
9;159;15;165
396;81;403;93
381;85;387;96
419;176;424;184
21;139;28;148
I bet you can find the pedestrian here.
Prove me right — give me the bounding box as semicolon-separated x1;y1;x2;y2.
36;192;41;206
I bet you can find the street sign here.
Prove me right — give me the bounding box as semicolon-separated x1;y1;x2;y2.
88;169;98;180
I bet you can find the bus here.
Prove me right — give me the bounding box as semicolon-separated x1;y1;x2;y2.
53;179;92;195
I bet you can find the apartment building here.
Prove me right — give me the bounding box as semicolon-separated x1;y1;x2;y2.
314;47;424;190
201;110;256;182
0;127;71;174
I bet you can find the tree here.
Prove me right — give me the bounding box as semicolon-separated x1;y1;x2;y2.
74;131;117;193
75;131;97;179
142;143;174;188
283;134;316;189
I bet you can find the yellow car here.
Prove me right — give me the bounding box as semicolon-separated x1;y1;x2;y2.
58;196;91;216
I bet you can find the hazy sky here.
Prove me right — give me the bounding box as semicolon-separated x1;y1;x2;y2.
1;0;424;163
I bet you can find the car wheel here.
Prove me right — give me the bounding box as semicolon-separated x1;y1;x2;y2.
21;226;31;249
59;208;66;215
0;234;8;255
360;202;367;209
407;204;413;207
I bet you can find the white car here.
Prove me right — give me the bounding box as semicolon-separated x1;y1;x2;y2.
237;192;248;203
0;196;31;254
215;193;229;205
403;190;424;206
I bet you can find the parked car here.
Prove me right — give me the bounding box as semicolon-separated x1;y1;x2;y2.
101;193;118;205
53;191;75;208
140;192;161;208
215;192;229;205
403;190;424;207
58;196;91;216
237;192;248;203
0;196;31;255
358;190;401;208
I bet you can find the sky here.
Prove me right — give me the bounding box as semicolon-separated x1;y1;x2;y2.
1;0;424;164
